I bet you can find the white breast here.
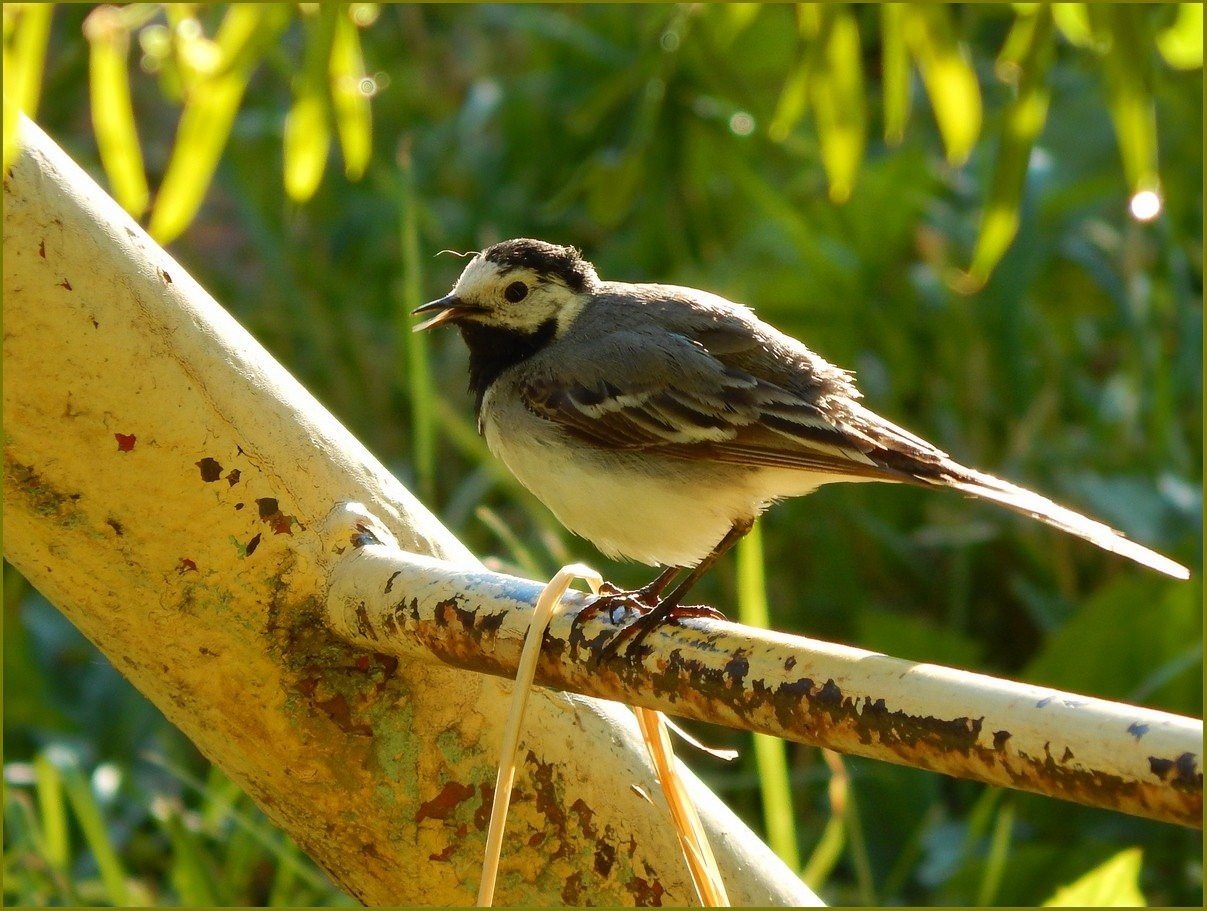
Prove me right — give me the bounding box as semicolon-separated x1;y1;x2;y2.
479;384;835;567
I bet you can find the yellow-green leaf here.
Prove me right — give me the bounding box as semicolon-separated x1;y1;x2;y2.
330;5;372;181
1157;3;1203;70
904;3;982;165
85;7;150;217
810;5;865;203
1043;847;1147;907
284;5;338;202
7;2;52;115
880;3;911;144
1086;4;1159;200
968;5;1053;287
149;4;289;244
1052;3;1097;49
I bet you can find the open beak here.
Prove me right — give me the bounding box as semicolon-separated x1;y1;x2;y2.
411;294;482;332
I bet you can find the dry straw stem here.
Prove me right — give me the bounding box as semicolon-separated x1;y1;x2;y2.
477;562;603;907
326;545;1202;830
3;119;820;907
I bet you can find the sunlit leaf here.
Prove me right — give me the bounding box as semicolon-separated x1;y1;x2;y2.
85;7;150;217
1157;3;1203;70
1086;4;1160;201
880;3;911;144
330;4;372;181
967;5;1053;288
809;4;865;203
60;761;131;906
3;3;53;168
1052;3;1097;49
1043;847;1146;907
149;4;290;243
284;5;338;202
903;3;982;165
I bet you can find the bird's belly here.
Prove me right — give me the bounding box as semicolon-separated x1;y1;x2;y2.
483;419;761;567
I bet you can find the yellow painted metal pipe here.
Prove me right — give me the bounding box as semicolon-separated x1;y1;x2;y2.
324;507;1203;830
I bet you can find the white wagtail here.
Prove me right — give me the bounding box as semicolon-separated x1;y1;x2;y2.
414;239;1189;653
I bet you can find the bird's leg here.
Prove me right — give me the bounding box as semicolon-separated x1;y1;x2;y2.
576;565;681;627
599;517;754;660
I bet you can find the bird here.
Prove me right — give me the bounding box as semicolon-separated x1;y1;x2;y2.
413;238;1189;655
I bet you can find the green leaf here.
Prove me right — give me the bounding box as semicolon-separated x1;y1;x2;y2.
149;4;290;243
1052;3;1097;49
6;2;52;115
1043;847;1146;907
810;4;866;203
330;5;372;181
155;798;221;906
1157;3;1203;70
284;5;338;202
1086;5;1159;200
85;8;150;217
880;3;912;144
1023;577;1202;713
903;3;982;165
33;755;70;874
967;5;1054;288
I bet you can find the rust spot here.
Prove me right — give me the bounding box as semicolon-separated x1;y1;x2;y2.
57;277;72;291
196;457;223;481
1061;746;1075;763
226;468;241;486
257;497;279;519
593;839;616;877
384;570;401;593
234;503;244;510
993;730;1011;750
428;842;456;862
629;876;665;906
527;831;546;847
90;316;99;328
114;433;136;452
724;651;750;685
106;517;124;536
785;655;797;671
417;781;476;823
1148;753;1203;790
160;268;172;284
561;872;585;905
314;693;373;737
356;654;372;671
38;238;45;258
198;646;218;656
245;532;262;556
354;601;378;640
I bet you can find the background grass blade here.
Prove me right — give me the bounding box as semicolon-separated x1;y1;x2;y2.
59;760;132;907
736;522;801;872
880;3;912;144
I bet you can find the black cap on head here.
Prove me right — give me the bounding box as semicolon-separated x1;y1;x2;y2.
482;238;597;293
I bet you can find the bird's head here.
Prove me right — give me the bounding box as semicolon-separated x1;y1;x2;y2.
413;238;599;337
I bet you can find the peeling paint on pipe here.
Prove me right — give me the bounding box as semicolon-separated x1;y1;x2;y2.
325;507;1203;830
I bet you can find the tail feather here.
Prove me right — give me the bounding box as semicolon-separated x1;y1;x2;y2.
934;463;1190;580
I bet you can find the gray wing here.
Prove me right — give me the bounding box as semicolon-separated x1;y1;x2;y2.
520;301;945;479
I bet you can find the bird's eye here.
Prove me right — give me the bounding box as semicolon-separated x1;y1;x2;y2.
504;281;528;303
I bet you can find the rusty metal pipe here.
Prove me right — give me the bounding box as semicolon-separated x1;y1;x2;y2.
325;508;1203;830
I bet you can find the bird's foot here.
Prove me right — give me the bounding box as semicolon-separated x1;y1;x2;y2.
597;601;728;663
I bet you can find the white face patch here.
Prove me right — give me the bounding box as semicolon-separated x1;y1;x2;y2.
450;255;587;336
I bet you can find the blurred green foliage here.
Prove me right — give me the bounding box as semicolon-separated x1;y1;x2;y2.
4;3;1203;907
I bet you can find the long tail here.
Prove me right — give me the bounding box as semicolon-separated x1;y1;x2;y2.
933;462;1189;580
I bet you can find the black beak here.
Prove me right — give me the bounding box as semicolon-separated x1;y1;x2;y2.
411;294;482;332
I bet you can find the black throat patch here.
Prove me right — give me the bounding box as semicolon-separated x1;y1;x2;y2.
459;319;558;421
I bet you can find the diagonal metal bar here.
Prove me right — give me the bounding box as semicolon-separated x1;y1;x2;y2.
324;507;1203;830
